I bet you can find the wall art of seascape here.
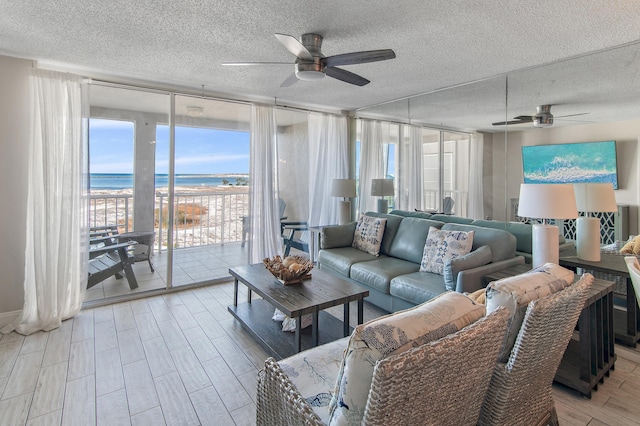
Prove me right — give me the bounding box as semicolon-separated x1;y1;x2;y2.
522;140;618;189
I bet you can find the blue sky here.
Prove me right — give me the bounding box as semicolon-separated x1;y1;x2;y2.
89;119;250;174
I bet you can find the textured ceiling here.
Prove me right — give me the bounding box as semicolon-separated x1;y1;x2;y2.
2;1;640;131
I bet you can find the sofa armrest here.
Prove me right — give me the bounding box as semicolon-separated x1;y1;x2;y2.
320;222;357;249
455;256;525;294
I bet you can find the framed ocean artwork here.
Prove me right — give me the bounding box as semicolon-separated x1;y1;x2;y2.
521;140;618;189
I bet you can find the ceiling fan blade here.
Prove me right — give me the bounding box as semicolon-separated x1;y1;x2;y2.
555;112;590;118
492;119;531;126
325;67;370;86
222;62;292;66
325;49;396;67
513;116;534;122
274;33;313;60
280;73;299;88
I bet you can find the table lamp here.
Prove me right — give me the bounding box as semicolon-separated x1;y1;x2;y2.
574;183;617;261
517;184;578;267
331;179;356;225
371;179;394;213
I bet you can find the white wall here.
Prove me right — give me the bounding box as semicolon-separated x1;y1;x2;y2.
490;120;640;236
0;55;31;327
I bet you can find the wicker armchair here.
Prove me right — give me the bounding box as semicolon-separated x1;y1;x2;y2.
478;273;593;426
256;308;509;426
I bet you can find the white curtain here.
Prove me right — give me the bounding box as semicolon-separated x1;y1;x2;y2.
308;112;348;227
2;69;88;335
398;124;424;211
358;119;386;214
468;132;484;219
249;105;282;263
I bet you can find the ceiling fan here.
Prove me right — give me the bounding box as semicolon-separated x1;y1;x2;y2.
492;105;589;128
222;33;396;87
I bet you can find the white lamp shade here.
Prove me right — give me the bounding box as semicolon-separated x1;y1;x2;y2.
371;179;394;196
331;179;356;198
517;184;578;219
574;183;617;213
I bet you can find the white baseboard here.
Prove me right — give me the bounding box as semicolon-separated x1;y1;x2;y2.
0;310;21;330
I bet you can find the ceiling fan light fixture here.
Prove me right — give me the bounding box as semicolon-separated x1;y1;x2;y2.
186;106;204;117
295;62;325;81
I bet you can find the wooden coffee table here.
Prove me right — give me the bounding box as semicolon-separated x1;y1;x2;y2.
228;263;369;360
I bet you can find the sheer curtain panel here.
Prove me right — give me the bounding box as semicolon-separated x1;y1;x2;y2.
398;124;424;211
249;105;282;263
468;132;484;219
358;120;385;214
308;112;348;227
2;69;88;335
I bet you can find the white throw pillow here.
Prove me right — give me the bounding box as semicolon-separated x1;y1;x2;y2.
351;215;387;256
485;262;574;362
420;226;475;275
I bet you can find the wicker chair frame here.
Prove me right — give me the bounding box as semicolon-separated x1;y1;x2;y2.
478;273;594;426
257;308;510;426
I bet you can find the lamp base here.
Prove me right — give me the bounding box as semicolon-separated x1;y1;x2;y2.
577;216;601;261
338;200;351;225
377;199;388;214
532;224;559;268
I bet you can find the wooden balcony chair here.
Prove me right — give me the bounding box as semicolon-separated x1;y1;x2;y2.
90;226;155;272
281;221;310;256
241;198;287;247
88;235;139;290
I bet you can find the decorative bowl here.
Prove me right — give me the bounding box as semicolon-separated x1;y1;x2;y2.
263;255;313;285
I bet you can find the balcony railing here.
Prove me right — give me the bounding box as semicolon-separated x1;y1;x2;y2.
89;189;249;253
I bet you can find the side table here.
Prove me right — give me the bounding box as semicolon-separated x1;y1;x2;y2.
485;266;616;398
559;248;640;347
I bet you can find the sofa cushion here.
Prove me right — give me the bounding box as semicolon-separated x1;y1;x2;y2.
350;257;420;294
443;245;492;291
420;226;474;274
387;217;445;263
329;292;485;426
472;219;533;254
362;212;404;255
352;215;387;256
390;272;448;304
485;263;574;362
430;214;475;224
442;223;516;262
321;222;358;249
278;337;349;424
318;247;382;277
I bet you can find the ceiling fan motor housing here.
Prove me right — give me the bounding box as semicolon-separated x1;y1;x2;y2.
534;104;554;127
295;61;326;80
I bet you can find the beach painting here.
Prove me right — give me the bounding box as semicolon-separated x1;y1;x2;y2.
522;140;618;189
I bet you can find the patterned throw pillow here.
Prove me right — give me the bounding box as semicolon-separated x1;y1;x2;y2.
328;291;485;426
419;226;474;275
351;215;387;256
485;263;574;362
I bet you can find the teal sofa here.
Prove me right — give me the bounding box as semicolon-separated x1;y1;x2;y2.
390;210;573;264
318;212;524;312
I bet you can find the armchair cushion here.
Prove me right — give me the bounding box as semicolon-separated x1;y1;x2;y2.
329;291;485;426
277;337;349;424
485;262;574;362
420;226;474;275
352;215;387;256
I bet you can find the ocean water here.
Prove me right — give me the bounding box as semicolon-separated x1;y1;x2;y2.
90;173;248;190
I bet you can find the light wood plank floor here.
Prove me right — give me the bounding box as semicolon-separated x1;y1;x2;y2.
2;281;640;425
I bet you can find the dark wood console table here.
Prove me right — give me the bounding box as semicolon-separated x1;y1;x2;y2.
486;264;616;398
559;248;640;347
